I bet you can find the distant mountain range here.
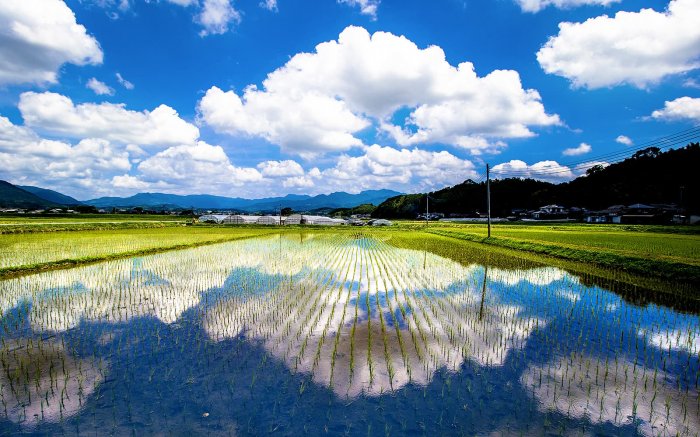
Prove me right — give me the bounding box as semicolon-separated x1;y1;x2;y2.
0;180;401;212
85;189;402;212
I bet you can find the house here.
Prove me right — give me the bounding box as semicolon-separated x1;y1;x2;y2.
532;204;568;220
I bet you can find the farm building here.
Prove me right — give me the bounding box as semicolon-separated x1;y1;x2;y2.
222;215;260;224
257;216;280;225
199;214;229;224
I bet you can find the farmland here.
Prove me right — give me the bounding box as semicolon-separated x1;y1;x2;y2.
0;229;697;435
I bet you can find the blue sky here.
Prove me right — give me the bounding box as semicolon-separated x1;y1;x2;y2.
0;0;699;200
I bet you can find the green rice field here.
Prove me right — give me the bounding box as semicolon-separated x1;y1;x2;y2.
0;229;697;435
423;222;700;265
0;227;274;275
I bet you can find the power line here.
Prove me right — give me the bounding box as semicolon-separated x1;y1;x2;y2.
495;126;700;176
488;126;700;178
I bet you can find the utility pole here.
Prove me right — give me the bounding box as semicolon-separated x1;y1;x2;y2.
486;163;491;238
479;265;488;321
279;204;282;226
426;193;429;226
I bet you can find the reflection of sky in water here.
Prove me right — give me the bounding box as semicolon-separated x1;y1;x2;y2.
0;233;697;435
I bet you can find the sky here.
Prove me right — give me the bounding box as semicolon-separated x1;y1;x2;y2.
0;0;699;201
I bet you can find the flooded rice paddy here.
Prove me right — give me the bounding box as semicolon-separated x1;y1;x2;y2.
0;232;697;435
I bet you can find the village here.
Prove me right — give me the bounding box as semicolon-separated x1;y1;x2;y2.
4;201;695;226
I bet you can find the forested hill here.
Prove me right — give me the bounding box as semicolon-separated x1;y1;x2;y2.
0;181;60;209
372;143;699;219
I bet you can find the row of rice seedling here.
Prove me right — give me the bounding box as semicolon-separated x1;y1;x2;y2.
195;232;551;399
0;337;105;428
504;262;700;436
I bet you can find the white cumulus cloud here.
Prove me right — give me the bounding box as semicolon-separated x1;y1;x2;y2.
515;0;620;13
492;160;575;182
135;142;263;192
562;142;591;156
537;0;700;89
651;96;700;122
283;175;315;188
257;160;305;177
199;86;369;157
0;0;103;85
86;78;115;96
196;0;241;36
615;135;632;145
199;26;559;157
18;91;199;148
316;144;478;193
0;116;131;199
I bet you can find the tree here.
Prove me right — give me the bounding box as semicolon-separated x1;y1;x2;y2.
585;164;605;176
632;147;660;159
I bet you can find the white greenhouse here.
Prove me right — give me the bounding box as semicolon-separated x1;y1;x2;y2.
199;214;230;224
283;214;347;226
371;219;393;226
285;214;303;225
221;215;260;224
303;215;334;225
257;216;280;225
